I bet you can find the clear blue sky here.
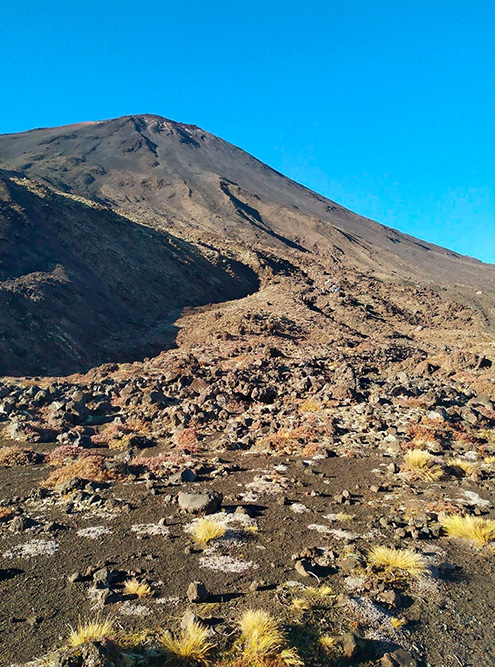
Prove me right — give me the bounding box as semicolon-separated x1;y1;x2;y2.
1;1;494;263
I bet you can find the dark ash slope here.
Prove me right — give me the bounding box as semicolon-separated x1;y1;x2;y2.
0;114;493;291
0;173;258;376
0;114;493;376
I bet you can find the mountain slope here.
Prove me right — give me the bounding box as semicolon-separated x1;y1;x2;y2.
0;114;494;292
0;172;258;376
0;114;493;376
2;118;495;667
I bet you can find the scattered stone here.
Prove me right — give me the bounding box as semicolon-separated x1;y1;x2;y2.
181;609;202;630
249;580;266;592
92;567;118;587
54;640;113;666
294;559;314;577
178;491;222;514
170;468;198;483
376;588;404;608
187;581;209;603
341;633;372;660
8;516;34;533
381;648;419;667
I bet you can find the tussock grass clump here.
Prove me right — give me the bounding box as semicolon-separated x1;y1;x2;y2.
43;455;117;488
291;585;334;613
117;628;154;649
265;426;315;453
446;457;478;476
318;634;338;650
441;514;495;545
291;597;311;612
369;546;427;577
191;518;227;546
404;449;443;480
0;445;38;467
108;436;134;451
67;618;114;646
299;399;321;413
159;620;213;663
480;428;495;448
304;584;334;599
237;609;303;666
124;578;152;598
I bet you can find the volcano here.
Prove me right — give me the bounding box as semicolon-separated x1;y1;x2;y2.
0;114;493;375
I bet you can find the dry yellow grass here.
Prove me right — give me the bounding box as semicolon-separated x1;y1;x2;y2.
305;584;334;598
404;449;443;480
318;634;338;650
191;518;227;546
441;515;495;545
265;427;313;453
483;430;495;447
299;399;321;413
160;620;213;663
446;457;478;476
108;436;132;451
292;584;334;612
237;609;303;667
369;546;427;577
117;628;155;648
124;578;152;598
291;597;310;612
67;618;114;646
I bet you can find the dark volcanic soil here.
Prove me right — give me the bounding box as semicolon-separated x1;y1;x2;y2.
1;440;495;666
0;173;258;376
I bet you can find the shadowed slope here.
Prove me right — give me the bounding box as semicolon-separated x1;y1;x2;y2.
0;173;259;376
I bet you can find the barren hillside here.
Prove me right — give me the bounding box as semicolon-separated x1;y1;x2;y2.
0;115;493;377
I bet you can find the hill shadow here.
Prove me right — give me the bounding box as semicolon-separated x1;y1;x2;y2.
0;173;260;376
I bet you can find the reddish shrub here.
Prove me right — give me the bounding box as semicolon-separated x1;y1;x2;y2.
46;445;103;466
0;446;39;467
43;456;118;489
91;423;125;445
130;454;168;474
174;428;201;453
